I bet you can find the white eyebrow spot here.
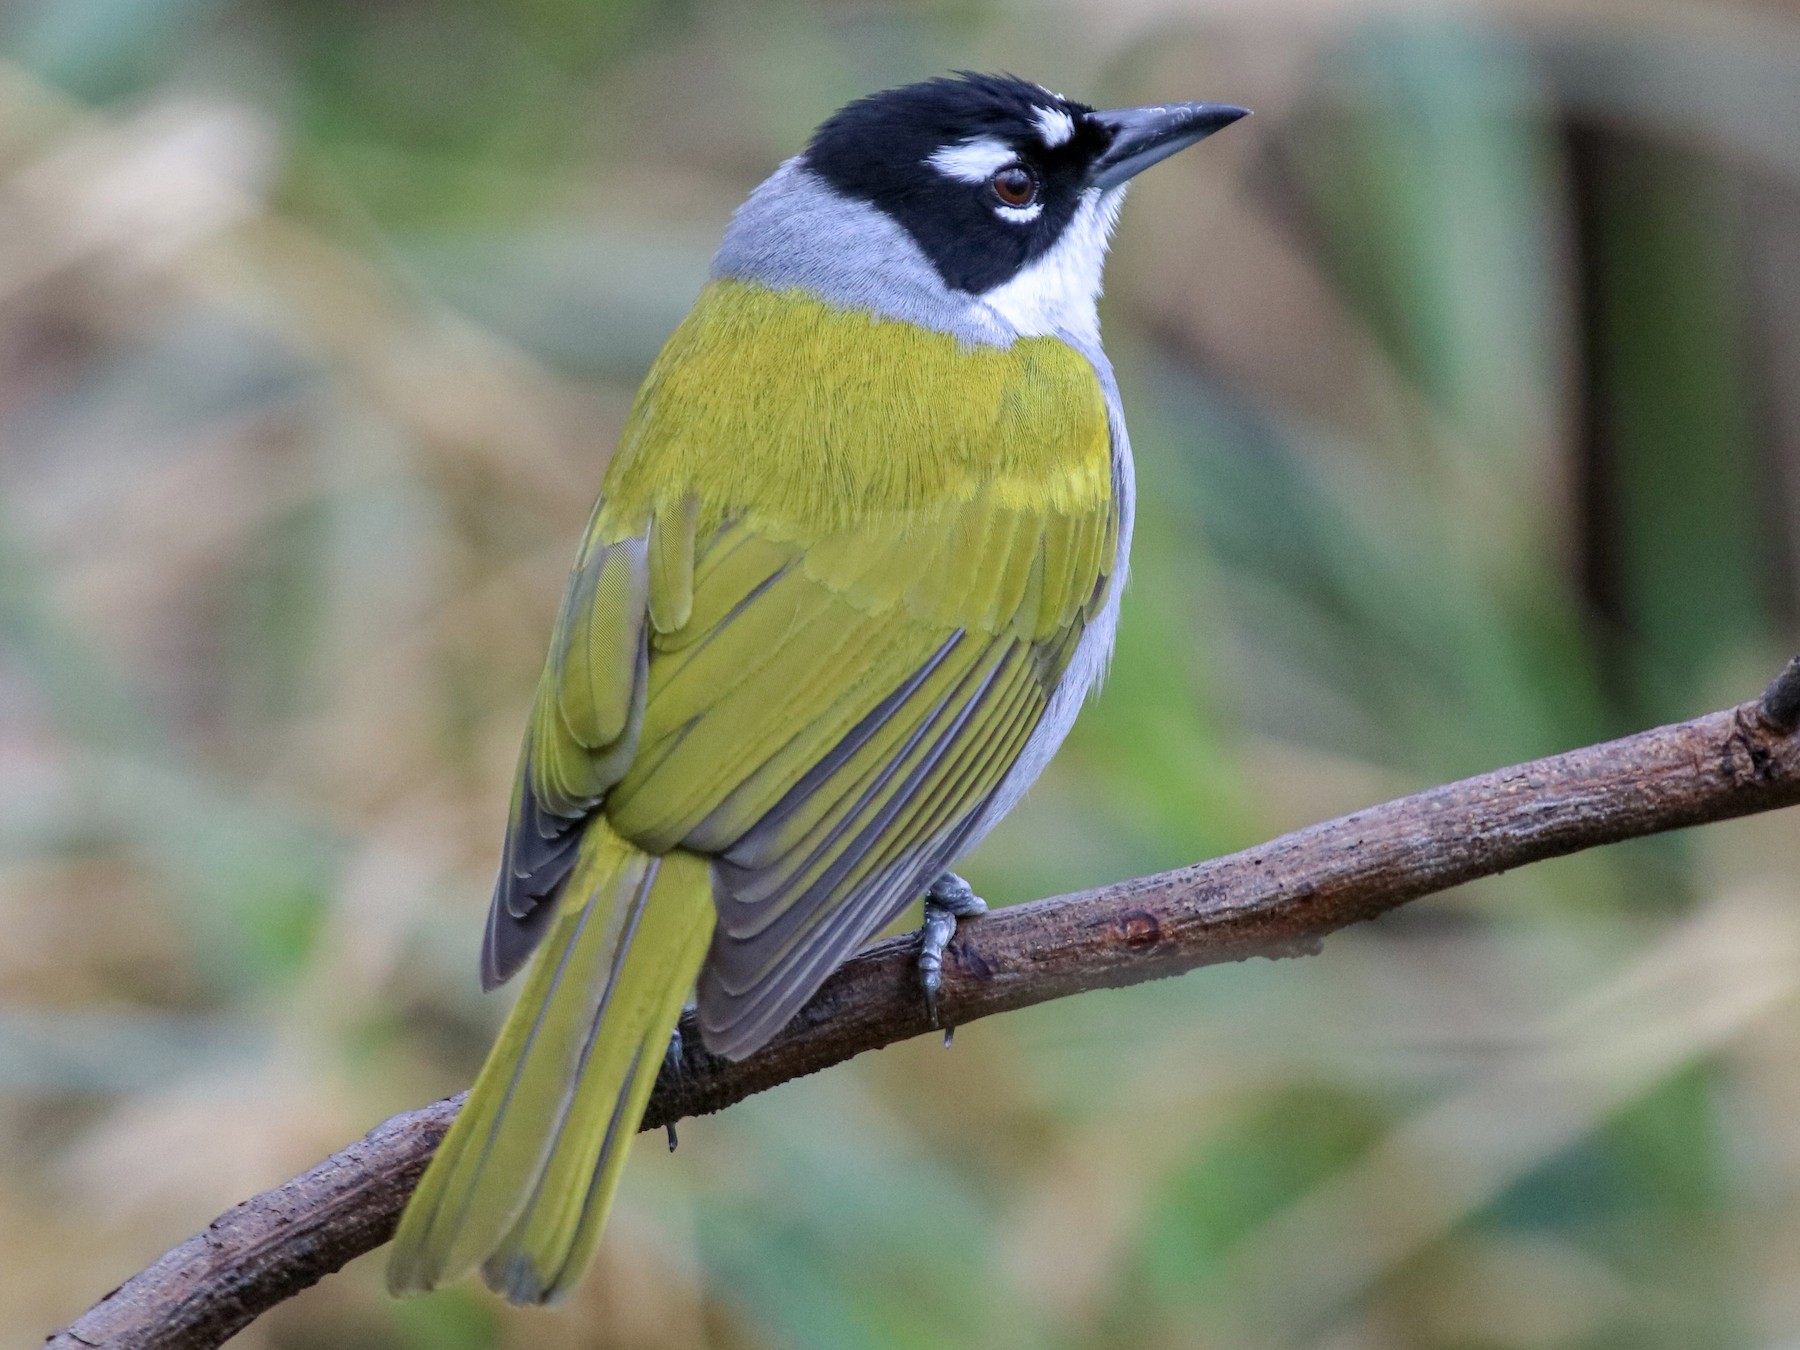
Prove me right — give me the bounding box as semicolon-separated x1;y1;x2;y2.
928;137;1015;183
1032;106;1074;148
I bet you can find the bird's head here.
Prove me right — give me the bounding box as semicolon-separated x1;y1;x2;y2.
713;73;1247;346
802;73;1247;298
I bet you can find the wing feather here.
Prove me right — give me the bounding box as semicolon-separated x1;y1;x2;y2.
486;487;1114;1028
482;533;653;987
700;639;1044;1022
588;479;1118;1056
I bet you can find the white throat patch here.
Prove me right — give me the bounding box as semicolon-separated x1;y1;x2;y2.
970;186;1125;347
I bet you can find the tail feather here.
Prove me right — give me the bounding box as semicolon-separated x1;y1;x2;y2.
388;825;712;1302
482;851;710;1301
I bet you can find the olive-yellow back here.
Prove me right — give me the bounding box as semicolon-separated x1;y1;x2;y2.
604;279;1112;533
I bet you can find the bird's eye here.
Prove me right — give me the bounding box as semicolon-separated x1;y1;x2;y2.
991;164;1038;208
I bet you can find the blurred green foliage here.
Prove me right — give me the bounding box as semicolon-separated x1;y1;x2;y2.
1;2;1797;1347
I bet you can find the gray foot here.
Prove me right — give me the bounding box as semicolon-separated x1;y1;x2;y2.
917;872;988;1037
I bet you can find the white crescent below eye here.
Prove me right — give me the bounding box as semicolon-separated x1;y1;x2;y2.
996;200;1043;223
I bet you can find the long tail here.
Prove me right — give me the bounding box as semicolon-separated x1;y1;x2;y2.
388;822;713;1304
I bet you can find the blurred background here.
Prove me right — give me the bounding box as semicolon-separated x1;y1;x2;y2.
2;0;1799;1346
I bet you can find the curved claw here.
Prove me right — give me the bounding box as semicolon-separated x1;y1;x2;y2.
662;1017;686;1151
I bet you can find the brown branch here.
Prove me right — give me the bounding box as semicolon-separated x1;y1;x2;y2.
48;662;1800;1350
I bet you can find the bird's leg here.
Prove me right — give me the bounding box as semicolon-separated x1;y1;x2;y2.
917;871;987;1040
661;1009;692;1152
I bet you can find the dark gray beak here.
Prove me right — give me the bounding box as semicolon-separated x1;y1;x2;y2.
1086;102;1249;191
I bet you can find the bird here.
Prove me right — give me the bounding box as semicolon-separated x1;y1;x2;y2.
387;71;1247;1305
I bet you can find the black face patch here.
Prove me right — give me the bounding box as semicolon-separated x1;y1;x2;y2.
802;72;1114;295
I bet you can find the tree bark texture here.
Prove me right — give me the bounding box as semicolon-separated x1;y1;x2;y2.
45;659;1800;1350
